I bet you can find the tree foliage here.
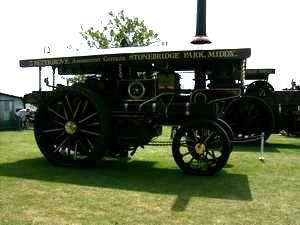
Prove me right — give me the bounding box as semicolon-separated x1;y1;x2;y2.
66;10;160;85
80;10;160;49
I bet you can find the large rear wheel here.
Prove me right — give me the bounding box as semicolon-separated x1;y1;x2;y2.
34;88;108;167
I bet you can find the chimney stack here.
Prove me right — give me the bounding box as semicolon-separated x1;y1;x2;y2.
191;0;211;44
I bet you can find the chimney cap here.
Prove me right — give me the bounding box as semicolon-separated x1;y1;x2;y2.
191;35;211;45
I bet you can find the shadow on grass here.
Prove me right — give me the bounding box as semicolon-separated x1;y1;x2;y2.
0;157;252;211
264;142;300;150
233;142;279;153
233;141;300;153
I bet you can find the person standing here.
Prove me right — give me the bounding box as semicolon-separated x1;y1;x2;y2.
15;108;30;129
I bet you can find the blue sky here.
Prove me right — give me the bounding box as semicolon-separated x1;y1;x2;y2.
1;0;299;96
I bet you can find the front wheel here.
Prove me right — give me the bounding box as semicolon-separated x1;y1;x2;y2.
172;120;231;176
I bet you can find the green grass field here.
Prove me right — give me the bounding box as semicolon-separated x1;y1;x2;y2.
0;129;299;225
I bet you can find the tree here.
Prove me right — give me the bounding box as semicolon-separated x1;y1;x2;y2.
80;10;160;49
66;10;160;85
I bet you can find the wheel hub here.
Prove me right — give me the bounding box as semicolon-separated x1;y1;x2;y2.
194;143;206;154
65;121;77;135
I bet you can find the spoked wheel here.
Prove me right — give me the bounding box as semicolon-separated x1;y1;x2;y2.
172;120;231;176
245;80;274;98
223;96;274;141
34;88;107;167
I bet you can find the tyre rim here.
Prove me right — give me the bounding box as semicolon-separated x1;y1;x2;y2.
175;127;225;172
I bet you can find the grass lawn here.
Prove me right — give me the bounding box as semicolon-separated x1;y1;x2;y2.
0;128;299;225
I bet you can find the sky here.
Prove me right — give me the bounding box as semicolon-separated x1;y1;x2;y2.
0;0;299;96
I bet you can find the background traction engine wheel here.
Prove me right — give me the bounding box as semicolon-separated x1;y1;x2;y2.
172;120;231;176
245;80;274;98
34;89;106;167
223;96;274;141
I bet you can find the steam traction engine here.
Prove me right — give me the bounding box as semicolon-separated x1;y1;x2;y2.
223;68;300;139
20;48;251;175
